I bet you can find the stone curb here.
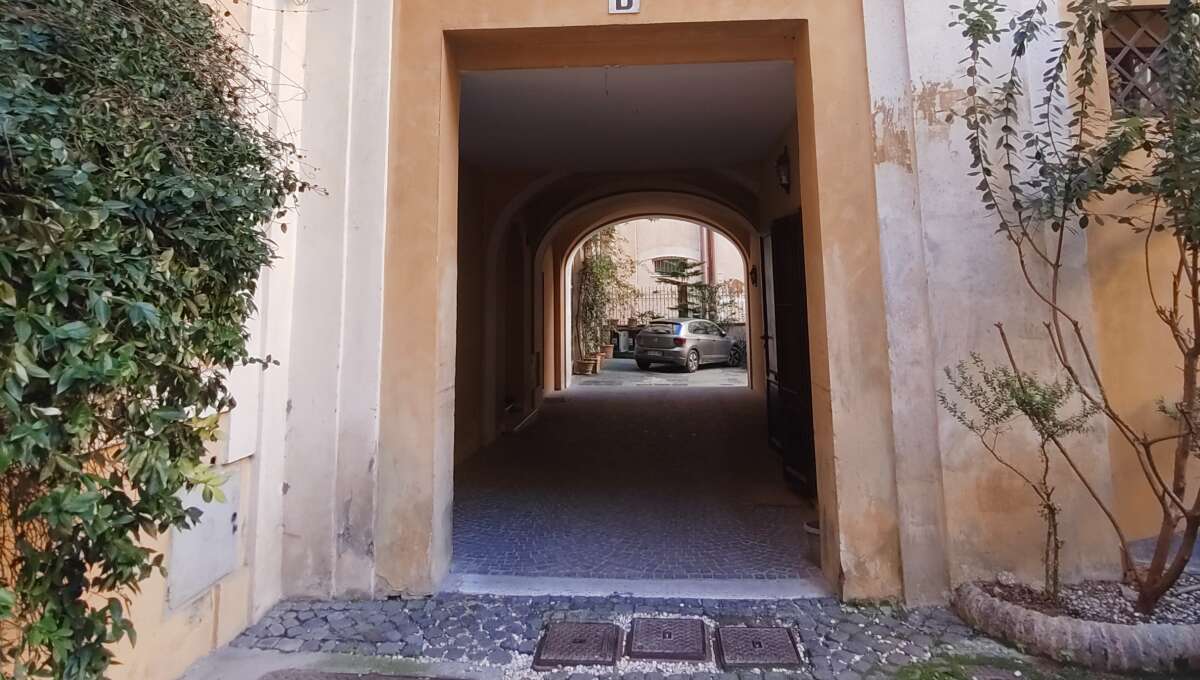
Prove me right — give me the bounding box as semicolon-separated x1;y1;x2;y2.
952;583;1200;674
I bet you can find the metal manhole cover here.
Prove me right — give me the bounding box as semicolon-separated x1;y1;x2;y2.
533;622;622;670
627;618;707;662
715;626;804;670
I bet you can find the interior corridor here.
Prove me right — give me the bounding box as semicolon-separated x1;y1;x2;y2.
451;386;819;583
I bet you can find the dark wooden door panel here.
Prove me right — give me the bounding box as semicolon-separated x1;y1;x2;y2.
761;214;817;499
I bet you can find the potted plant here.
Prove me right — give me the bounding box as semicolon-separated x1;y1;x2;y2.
574;227;635;373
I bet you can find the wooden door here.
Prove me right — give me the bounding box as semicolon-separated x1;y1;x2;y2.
761;214;818;498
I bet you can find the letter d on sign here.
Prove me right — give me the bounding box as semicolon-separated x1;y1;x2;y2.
609;0;639;13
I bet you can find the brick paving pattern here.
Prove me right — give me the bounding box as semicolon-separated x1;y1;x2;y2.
452;386;818;580
231;594;981;680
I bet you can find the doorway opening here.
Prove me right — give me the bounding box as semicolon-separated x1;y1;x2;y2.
449;56;824;594
565;217;751;390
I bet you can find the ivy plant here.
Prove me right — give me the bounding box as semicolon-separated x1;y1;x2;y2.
0;0;305;677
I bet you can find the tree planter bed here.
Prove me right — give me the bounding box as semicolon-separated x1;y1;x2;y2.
954;583;1200;674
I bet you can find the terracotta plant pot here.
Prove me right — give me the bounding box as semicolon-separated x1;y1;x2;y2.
573;359;595;375
593;352;606;369
601;344;615;359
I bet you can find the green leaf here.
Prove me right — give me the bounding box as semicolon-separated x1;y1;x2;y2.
0;588;13;620
56;321;91;341
0;281;15;307
12;345;49;379
126;301;160;328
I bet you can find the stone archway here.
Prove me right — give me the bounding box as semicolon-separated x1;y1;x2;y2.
532;191;768;400
373;7;906;602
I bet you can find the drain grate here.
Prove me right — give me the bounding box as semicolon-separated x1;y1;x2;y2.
714;626;804;670
532;622;622;670
627;618;707;662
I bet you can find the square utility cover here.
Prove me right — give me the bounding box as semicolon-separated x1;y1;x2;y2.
627;618;708;662
715;626;804;670
533;622;622;670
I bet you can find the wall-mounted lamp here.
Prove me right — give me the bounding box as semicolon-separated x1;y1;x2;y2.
775;146;792;195
749;265;759;288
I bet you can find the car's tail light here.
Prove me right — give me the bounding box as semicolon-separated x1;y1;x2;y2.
673;337;686;347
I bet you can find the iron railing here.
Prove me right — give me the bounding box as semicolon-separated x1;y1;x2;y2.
606;287;746;325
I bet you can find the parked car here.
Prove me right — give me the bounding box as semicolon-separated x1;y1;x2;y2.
634;318;735;372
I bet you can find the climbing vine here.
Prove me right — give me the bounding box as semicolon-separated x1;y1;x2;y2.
0;0;305;676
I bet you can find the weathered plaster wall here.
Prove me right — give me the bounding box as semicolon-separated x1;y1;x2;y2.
863;0;1120;597
861;0;951;605
282;0;391;600
1089;187;1200;541
613;218;746;292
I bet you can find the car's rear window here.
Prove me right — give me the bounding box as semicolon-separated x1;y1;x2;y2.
645;322;680;334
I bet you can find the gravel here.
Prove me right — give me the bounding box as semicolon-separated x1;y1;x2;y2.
981;573;1200;625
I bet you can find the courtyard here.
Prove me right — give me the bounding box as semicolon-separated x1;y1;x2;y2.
572;358;749;389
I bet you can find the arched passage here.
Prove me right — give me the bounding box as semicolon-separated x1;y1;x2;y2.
531;191;768;402
559;216;753;392
450;176;833;590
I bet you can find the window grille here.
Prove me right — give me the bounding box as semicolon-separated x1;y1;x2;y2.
1104;9;1169;116
653;257;688;277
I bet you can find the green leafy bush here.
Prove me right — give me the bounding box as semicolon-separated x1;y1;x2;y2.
0;0;304;676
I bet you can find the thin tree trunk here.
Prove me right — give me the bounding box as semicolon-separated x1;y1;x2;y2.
1045;505;1061;599
1137;515;1199;614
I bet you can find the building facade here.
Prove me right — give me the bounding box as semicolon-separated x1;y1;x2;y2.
111;1;1196;678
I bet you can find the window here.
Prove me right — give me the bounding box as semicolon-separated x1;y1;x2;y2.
653;257;688;277
1104;9;1169;116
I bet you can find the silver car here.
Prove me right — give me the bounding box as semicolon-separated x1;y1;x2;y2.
635;318;735;373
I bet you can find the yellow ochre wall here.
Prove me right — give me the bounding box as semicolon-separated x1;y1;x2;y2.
1084;0;1200;542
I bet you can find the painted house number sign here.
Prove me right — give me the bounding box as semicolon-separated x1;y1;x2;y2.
609;0;640;13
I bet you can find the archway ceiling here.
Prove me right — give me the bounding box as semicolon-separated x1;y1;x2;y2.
460;61;797;172
516;171;762;248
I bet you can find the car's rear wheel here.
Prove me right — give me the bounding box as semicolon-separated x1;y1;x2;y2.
685;349;700;373
636;360;652;370
728;342;744;367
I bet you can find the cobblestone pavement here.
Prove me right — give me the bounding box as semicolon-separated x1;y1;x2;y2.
574;359;748;388
231;594;985;680
453;387;818;580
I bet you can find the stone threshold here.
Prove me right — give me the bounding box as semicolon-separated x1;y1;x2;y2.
441;575;833;601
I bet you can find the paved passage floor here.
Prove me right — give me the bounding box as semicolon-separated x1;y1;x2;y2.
452;385;817;580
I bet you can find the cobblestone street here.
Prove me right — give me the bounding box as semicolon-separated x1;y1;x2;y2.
229;594;986;680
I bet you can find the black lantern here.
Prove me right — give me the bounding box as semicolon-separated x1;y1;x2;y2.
775;146;792;194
